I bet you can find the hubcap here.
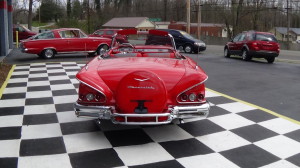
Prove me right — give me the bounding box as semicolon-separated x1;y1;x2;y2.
178;46;184;52
45;49;53;58
224;49;228;56
185;46;192;53
242;50;246;59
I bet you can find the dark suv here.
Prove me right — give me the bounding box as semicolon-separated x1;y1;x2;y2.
158;29;206;53
224;31;280;63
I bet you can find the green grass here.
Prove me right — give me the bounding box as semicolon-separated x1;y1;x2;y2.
32;21;48;27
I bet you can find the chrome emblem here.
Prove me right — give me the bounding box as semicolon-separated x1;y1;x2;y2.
134;78;149;82
128;86;155;89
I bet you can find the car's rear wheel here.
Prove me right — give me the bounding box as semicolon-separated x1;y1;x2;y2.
224;47;230;58
96;44;109;55
184;44;193;53
42;49;55;59
266;57;275;64
242;49;251;61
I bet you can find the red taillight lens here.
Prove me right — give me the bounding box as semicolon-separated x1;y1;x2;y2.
177;84;206;103
78;83;106;103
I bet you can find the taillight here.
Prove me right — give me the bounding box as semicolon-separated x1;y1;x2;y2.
78;83;106;103
177;84;206;103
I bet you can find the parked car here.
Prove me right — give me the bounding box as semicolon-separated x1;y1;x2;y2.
89;28;127;43
13;24;37;42
20;28;111;59
157;29;206;53
296;39;300;44
224;31;280;63
74;29;210;125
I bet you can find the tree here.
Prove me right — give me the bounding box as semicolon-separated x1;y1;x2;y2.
28;0;33;30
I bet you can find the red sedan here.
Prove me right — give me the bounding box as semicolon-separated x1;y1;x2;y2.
74;29;210;125
20;28;111;59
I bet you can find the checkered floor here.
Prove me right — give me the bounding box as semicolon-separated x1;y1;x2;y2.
1;62;300;168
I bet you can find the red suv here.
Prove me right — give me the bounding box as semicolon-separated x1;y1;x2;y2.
224;31;280;63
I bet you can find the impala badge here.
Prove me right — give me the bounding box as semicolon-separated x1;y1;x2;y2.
134;78;149;82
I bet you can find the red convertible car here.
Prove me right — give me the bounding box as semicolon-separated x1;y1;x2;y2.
74;29;210;125
20;28;111;59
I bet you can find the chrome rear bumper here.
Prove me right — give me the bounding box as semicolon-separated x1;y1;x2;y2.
74;102;210;125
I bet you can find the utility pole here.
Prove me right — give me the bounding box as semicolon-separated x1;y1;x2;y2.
186;0;190;34
197;0;201;39
287;0;290;48
87;0;90;34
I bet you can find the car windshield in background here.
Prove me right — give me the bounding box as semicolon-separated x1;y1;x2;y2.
255;34;278;42
33;31;55;39
113;33;173;47
180;31;195;39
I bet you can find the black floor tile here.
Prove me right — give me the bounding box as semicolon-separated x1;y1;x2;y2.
129;160;184;168
29;70;47;74
60;120;100;135
207;106;231;118
1;93;26;100
0;107;24;116
220;144;280;168
160;138;214;158
0;127;21;140
55;103;74;112
10;74;28;79
0;158;18;168
27;86;51;92
25;97;54;105
179;119;225;137
287;153;300;167
50;80;72;85
28;77;49;82
69;149;124;168
285;129;300;143
52;89;77;96
48;72;67;76
207;96;235;105
20;137;66;156
104;128;153;147
6;82;27;88
238;110;276;123
23;113;58;125
231;124;278;142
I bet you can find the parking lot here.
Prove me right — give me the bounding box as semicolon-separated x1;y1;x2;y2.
1;46;300;168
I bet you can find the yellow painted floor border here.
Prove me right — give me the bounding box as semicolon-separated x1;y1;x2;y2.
0;65;16;99
206;88;300;126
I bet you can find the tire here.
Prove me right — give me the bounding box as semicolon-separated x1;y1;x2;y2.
224;47;230;58
241;49;251;61
88;52;96;57
266;57;275;64
41;49;55;59
96;44;109;55
178;46;184;52
184;44;193;53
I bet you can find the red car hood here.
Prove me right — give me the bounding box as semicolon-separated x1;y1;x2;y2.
97;57;186;92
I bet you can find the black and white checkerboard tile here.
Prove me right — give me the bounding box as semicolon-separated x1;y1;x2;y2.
1;62;300;168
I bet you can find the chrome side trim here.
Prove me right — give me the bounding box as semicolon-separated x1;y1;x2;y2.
176;76;208;104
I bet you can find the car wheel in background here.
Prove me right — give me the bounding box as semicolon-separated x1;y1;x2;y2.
224;47;231;58
266;57;275;64
42;49;55;59
96;44;109;55
178;46;184;52
242;49;251;61
184;44;193;53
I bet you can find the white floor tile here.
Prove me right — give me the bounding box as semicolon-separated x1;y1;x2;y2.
7;78;28;83
63;132;112;153
259;160;299;168
205;90;221;98
217;102;257;113
115;143;173;166
177;153;240;168
21;123;62;139
57;111;90;123
18;154;72;168
209;113;255;130
30;67;47;71
48;76;70;81
143;124;193;142
0;140;20;157
14;66;30;70
26;91;53;98
53;95;77;104
47;69;66;73
24;104;56;115
259;118;300;134
0;99;25;107
50;84;75;91
11;71;29;75
0;115;23;127
197;131;251;152
27;81;50;87
28;73;48;78
254;135;300;159
3;87;27;94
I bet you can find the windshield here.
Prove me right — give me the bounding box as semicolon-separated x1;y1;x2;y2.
255;33;278;42
180;31;195;39
112;32;173;48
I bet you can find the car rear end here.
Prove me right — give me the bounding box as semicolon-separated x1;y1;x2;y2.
247;32;280;58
